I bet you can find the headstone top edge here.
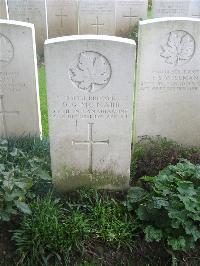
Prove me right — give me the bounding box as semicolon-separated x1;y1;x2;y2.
140;17;200;26
0;19;34;30
45;35;136;46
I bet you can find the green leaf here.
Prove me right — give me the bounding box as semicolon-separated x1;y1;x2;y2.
15;180;33;190
1;212;11;222
0;139;8;146
144;225;163;242
184;222;200;241
140;176;155;182
0;164;5;171
167;208;187;222
167;236;186;251
177;181;196;197
178;195;198;213
10;148;18;157
3;179;14;190
127;187;148;203
151;197;169;209
136;206;150;221
15;201;32;215
4;191;24;201
38;170;51;181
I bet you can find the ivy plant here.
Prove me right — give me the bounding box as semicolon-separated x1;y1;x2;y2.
0;139;51;221
126;159;200;251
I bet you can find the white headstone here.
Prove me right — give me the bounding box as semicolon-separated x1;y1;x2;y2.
0;0;9;19
135;18;200;146
189;0;200;18
79;0;115;35
152;0;191;18
116;0;148;37
46;0;78;38
45;35;136;190
7;0;47;58
0;20;42;137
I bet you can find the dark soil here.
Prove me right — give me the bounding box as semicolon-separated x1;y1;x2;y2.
0;136;200;265
1;222;199;266
0;220;18;266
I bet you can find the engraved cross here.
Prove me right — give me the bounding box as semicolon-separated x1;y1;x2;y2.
72;123;109;173
0;95;19;138
123;8;138;32
55;10;68;28
91;16;104;35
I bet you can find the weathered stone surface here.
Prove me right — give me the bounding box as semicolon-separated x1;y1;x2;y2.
46;0;78;38
0;0;9;19
79;0;115;35
0;20;42;137
135;18;200;146
189;0;200;18
152;0;190;18
7;0;47;58
45;35;136;190
116;0;148;37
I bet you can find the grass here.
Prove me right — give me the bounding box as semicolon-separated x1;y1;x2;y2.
38;66;48;137
0;136;200;265
12;190;136;265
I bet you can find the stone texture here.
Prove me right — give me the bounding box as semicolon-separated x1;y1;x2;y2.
79;0;115;35
189;0;200;18
46;0;78;38
7;0;47;58
116;0;148;37
0;0;9;19
45;35;136;190
135;18;200;146
0;20;42;137
152;0;190;18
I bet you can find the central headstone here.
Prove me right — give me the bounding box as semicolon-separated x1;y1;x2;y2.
45;36;136;190
7;0;47;58
46;0;78;38
0;20;42;137
0;0;9;19
135;18;200;146
78;0;115;35
116;0;148;37
152;0;191;18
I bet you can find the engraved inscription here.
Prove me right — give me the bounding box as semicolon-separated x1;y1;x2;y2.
156;1;189;16
0;34;14;67
72;123;109;173
51;95;129;120
160;31;195;66
69;51;111;93
0;72;25;92
141;69;200;92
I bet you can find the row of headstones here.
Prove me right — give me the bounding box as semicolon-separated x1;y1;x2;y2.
2;0;200;59
153;0;200;18
1;17;200;190
1;0;149;58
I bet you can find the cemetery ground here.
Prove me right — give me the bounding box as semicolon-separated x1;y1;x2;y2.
0;65;199;265
0;133;200;264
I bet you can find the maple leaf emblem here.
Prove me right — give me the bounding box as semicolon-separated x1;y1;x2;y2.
160;30;195;66
0;34;14;66
69;51;111;93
